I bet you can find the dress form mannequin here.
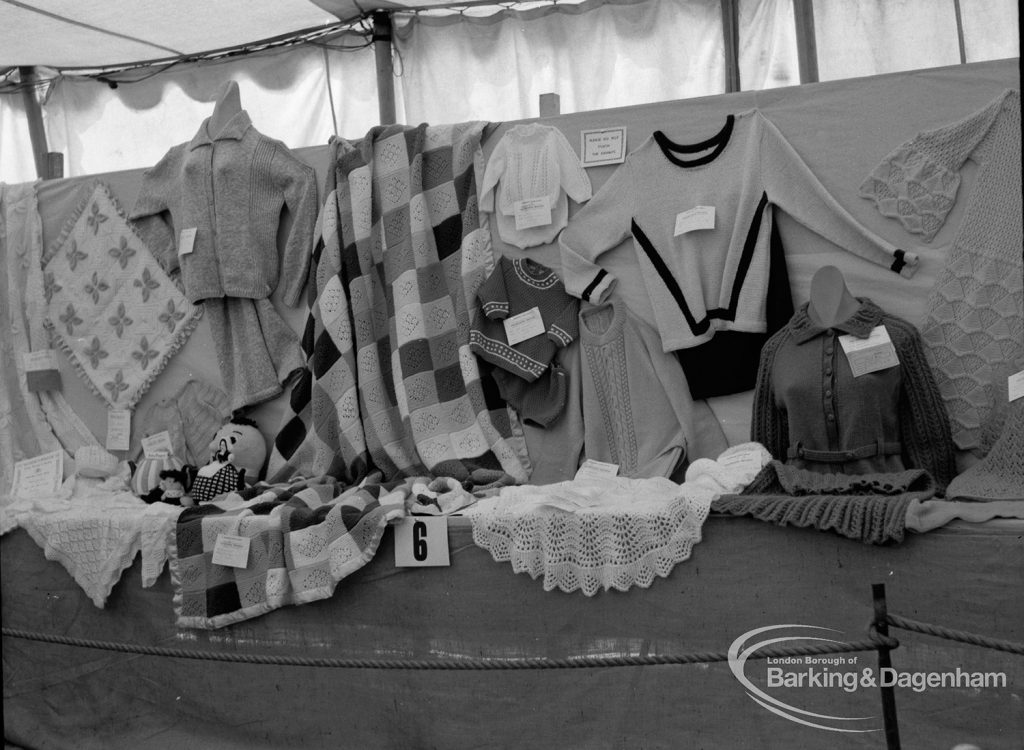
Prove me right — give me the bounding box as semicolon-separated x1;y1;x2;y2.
807;265;859;329
209;81;242;137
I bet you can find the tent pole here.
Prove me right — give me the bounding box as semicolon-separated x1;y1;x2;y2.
720;0;741;92
19;66;51;179
792;0;819;84
373;11;397;125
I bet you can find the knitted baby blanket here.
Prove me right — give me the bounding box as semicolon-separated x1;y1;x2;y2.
713;461;938;545
269;123;530;484
467;476;714;596
42;182;201;409
170;478;406;629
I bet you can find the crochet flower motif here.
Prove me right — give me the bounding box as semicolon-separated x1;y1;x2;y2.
103;370;128;402
108;236;136;270
131;336;159;370
43;271;62;304
59;303;83;336
84;271;110;304
65;239;88;271
108;301;134;338
133;267;160;302
86;201;108;234
82;336;109;369
158;299;186;332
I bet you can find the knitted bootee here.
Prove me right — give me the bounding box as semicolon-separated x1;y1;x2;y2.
946;399;1024;501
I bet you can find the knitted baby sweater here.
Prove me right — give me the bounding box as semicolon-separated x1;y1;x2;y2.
752;299;956;489
130;111;318;306
860;89;1023;452
480;123;592;249
560;111;917;355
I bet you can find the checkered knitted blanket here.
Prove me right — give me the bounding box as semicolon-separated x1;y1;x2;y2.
170;478;408;629
268;123;529;484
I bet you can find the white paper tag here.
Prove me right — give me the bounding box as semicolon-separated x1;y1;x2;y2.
574;458;620;482
141;431;175;459
212;534;251;568
393;517;450;567
179;227;197;256
674;206;716;236
23;349;62;392
838;325;900;377
105;409;132;452
718;446;765;476
503;306;546;346
580;127;627;167
10;451;63;498
1008;369;1024;403
513;198;552;231
22;349;59;371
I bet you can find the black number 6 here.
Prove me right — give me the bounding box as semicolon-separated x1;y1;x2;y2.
412;520;428;561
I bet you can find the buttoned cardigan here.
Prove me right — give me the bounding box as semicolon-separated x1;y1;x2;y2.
751;299;956;489
130;111;318;306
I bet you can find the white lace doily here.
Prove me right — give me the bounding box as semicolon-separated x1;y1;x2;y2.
467;477;714;596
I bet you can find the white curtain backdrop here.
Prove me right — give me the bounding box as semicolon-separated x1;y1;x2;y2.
0;0;1018;184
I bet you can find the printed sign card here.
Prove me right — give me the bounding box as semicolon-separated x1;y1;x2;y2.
838;326;900;377
581;127;627;167
10;451;64;498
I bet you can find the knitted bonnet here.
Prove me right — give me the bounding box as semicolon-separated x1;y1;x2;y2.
945;398;1024;501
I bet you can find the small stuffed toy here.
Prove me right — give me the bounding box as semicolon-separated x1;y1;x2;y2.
142;468;194;507
190;415;267;504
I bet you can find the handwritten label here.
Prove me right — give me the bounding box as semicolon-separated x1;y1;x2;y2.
838;325;900;377
23;349;62;392
141;431;175;459
514;198;553;231
211;534;251;568
105;409;132;452
503;306;546;346
674;206;716;236
574;458;620;482
718;446;765;476
179;227;197;256
581;127;627;167
394;517;450;567
10;451;63;498
1008;369;1024;403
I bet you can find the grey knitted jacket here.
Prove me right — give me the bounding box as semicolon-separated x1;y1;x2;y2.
130;111;318;306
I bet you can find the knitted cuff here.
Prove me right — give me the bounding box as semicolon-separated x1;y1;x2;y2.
580;269;615;304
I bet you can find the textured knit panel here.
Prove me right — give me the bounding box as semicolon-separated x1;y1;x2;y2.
470;257;580;381
559;110;915;355
579;300;694;479
752;300;956;489
862;90;1023;452
129;111;318;305
946;398;1024;501
480;123;592;248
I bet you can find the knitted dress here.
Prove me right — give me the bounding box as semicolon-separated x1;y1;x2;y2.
860;89;1023;453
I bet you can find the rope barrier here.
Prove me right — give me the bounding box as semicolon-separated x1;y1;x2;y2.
1;627;894;670
885;614;1024;656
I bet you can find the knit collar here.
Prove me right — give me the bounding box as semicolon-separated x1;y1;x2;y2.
653;114;735;168
790;298;885;344
188;111;253;150
512;258;558;289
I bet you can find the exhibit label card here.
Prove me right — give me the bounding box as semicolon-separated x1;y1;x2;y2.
674;206;716;236
394;517;450;567
574;458;619;481
141;431;175;459
581;127;627;167
23;349;62;392
1008;369;1024;402
514;197;552;231
212;534;251;568
719;446;765;476
179;227;197;256
106;409;132;451
504;306;546;345
838;326;899;377
10;451;63;498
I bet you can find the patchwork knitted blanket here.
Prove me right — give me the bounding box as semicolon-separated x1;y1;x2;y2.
269;123;529;484
713;461;938;545
170;478;406;629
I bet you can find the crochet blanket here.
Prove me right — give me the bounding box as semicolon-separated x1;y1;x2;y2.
170;478;406;629
42;182;201;409
467;477;714;595
713;461;938;545
269;123;529;484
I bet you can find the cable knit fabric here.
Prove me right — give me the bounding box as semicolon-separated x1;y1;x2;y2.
714;461;937;545
861;90;1023;452
480;123;592;248
753;299;956;490
467;476;714;596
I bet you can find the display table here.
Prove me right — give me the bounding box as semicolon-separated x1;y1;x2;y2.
4;514;1022;749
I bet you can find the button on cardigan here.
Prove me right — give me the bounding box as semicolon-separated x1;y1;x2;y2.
130;111;318;306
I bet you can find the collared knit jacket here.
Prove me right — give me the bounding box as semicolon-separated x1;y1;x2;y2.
130;111;318;306
752;298;956;490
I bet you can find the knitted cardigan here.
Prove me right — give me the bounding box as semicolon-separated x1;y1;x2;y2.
480;123;592;249
860;89;1023;452
752;299;956;490
130;111;318;306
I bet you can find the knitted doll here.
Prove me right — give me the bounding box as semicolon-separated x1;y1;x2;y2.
142;468;194;507
190;416;267;504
